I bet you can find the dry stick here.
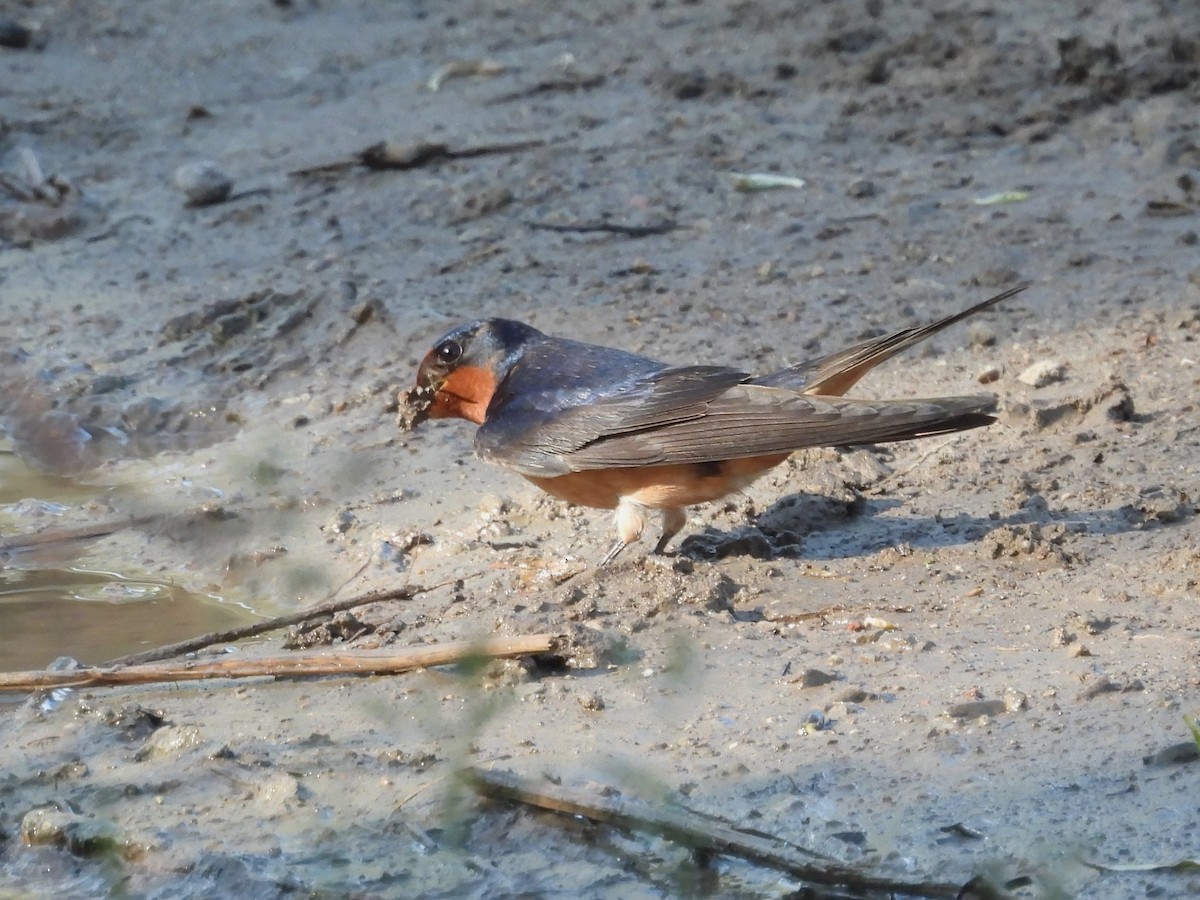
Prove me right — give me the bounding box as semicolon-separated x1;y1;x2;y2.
100;584;437;668
289;138;546;177
462;768;964;899
0;635;563;692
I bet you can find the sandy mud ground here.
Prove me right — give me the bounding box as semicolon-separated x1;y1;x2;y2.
1;0;1198;896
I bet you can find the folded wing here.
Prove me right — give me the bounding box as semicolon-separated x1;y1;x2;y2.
477;364;995;477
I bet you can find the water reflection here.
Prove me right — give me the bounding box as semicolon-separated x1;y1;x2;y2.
0;448;261;673
0;567;256;672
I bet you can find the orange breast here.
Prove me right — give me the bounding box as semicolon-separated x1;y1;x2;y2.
525;453;791;510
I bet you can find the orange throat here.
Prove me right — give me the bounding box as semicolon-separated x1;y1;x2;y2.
428;365;497;424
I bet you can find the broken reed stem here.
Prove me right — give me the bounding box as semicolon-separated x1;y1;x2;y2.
0;635;563;692
462;767;964;899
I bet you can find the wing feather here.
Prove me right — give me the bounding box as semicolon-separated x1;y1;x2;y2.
477;365;994;476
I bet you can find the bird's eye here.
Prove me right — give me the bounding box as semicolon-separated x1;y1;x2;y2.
434;339;462;366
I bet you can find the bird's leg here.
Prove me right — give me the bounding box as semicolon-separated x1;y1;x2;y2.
599;538;629;567
601;498;649;567
652;507;687;555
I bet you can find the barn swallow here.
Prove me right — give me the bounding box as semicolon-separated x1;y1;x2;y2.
405;285;1025;564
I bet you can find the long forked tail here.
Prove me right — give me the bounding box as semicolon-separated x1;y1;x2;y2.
755;284;1028;397
789;393;999;451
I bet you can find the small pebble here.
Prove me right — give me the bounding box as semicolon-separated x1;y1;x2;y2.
1003;688;1028;713
478;494;508;516
173;160;234;206
846;178;877;199
976;365;1001;384
1017;359;1066;388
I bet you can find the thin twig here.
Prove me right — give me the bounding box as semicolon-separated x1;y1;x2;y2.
0;635;564;691
101;583;444;667
526;219;678;238
462;767;966;898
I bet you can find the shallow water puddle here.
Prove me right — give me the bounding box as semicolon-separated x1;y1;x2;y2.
0;451;99;506
0;450;259;673
0;566;254;672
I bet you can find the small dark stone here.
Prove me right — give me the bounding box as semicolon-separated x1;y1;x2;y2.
826;27;884;54
798;668;837;688
0;18;34;50
89;374;131;395
211;312;252;343
847;178;877;199
830;830;867;846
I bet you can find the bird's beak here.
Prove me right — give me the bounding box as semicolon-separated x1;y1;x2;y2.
415;353;446;392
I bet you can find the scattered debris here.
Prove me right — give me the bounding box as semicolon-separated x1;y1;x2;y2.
578;691;606;711
0;147;90;243
988;522;1078;566
972;190;1030;205
730;172;806;192
283;610;371;649
1017;359;1067;388
20;806;134;859
1128;485;1194;525
427;58;507;92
